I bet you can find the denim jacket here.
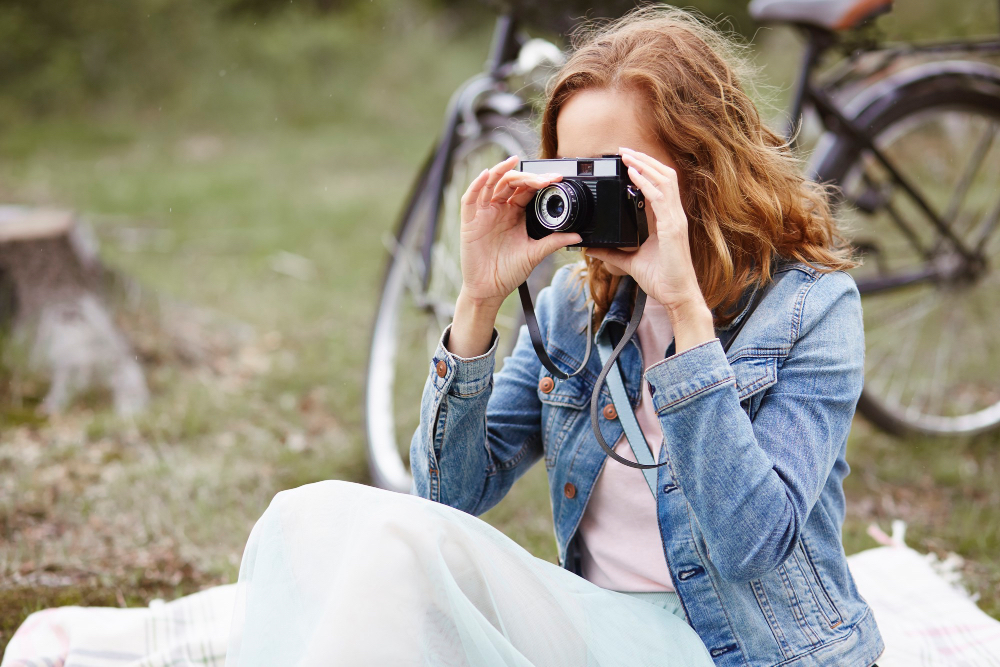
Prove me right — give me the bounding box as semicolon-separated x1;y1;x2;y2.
410;261;884;667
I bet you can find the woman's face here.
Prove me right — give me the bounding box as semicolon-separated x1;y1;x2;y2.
555;87;681;276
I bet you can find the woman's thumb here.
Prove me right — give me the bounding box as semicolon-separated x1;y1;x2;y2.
585;247;629;274
540;232;582;256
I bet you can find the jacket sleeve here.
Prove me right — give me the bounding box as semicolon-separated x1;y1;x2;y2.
408;282;553;516
644;271;864;582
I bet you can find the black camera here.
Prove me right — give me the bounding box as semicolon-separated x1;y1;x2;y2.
520;155;646;248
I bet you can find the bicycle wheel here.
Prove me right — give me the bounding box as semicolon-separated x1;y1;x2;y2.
365;113;552;492
813;65;1000;436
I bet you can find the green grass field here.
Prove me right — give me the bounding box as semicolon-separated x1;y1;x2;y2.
1;3;999;654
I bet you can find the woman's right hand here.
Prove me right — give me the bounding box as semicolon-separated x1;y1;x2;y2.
458;155;582;309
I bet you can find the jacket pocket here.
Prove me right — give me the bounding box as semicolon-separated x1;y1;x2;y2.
728;350;779;419
537;370;591;409
795;536;843;629
767;539;844;651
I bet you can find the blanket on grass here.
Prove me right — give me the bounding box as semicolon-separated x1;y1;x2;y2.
4;532;999;666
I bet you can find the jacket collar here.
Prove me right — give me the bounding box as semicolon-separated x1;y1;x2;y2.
594;276;638;342
715;281;761;332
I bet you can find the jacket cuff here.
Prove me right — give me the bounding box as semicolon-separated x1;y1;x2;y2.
643;338;735;413
429;323;499;398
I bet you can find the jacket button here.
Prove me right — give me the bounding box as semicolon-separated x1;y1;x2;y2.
435;360;447;378
602;404;617;420
539;377;555;394
563;482;577;499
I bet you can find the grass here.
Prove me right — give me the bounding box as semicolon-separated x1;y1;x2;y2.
1;3;999;655
0;6;501;649
842;421;1000;619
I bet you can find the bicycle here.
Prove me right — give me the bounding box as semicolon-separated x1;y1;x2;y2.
365;1;1000;493
756;0;1000;437
363;16;564;492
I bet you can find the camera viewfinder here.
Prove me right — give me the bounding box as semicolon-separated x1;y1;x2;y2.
578;161;594;176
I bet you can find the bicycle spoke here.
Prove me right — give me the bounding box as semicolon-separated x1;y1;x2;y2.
973;192;1000;254
863;288;938;333
967;275;1000;364
859;170;930;261
865;343;897;389
864;290;937;403
956;290;1000;415
942;119;997;227
924;293;960;417
956;284;999;413
882;292;938;410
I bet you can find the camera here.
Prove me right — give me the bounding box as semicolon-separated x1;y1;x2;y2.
520;155;646;248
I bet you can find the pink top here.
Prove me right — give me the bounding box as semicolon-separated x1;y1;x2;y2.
577;298;676;592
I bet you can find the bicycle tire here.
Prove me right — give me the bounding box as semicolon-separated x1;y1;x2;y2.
365;112;554;492
811;62;1000;437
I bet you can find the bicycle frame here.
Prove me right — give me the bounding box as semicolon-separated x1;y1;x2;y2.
401;11;1000;304
390;14;529;295
790;27;1000;293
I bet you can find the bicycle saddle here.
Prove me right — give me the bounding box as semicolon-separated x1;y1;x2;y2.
748;0;892;31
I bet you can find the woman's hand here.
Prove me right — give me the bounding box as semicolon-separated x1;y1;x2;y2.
459;155;581;309
585;147;715;353
447;156;581;358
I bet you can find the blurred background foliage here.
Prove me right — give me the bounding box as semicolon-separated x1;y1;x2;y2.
1;0;997;126
1;0;999;652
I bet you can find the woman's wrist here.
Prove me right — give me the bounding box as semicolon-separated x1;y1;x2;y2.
447;289;503;358
457;287;505;312
666;295;715;354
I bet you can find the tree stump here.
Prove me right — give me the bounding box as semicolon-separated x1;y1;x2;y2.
0;206;149;416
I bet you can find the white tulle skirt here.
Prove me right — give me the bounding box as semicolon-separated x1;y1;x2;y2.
225;480;714;667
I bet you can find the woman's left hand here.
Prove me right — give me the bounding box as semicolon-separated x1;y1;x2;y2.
585;147;716;351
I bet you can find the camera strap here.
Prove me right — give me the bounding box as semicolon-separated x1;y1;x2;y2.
516;184;648;381
591;271;784;473
517;184;661;470
588;184;666;472
517;172;783;472
513;170;789;474
589;281;666;470
596;328;660;495
517;284;593;379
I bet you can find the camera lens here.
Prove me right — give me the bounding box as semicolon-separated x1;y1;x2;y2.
535;182;583;231
546;195;565;219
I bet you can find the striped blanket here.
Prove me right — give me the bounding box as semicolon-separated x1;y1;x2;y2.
4;536;999;666
2;585;234;667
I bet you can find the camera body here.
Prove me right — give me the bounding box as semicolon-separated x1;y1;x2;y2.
520;155;645;248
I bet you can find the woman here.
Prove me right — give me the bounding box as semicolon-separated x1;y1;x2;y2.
226;7;884;666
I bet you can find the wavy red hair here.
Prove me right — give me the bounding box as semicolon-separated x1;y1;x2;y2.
542;6;855;325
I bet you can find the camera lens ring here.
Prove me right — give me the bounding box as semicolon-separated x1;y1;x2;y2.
535;183;579;231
